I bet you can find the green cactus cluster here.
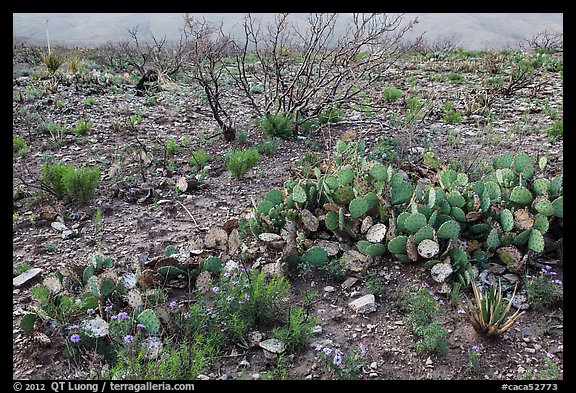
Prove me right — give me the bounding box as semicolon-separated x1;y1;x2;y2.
248;139;562;289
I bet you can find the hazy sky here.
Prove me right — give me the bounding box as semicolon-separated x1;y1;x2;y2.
13;13;563;50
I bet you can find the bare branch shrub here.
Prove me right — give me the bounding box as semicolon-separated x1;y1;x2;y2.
233;13;421;134
183;15;237;141
521;29;563;53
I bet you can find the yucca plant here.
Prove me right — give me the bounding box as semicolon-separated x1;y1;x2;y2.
42;51;64;74
461;280;524;337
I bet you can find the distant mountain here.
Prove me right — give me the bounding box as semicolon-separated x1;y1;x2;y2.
12;13;563;50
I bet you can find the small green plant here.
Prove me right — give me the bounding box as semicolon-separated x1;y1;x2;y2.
13;262;31;277
383;86;403;102
189;149;211;172
448;72;465;83
405;284;449;355
442;101;462;124
525;266;563;310
43;242;57;251
256;138;282;156
272;306;319;352
225;148;260;179
42;51;64;74
92;208;103;231
461;280;524;337
165;138;179;156
315;340;366;380
236;130;249;144
72;119;93;136
67;57;83;74
259;113;294;140
82;97;96;106
40;162;100;205
545;120;563;139
13;135;28;156
464;345;481;373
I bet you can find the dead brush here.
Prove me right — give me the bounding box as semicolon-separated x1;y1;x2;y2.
461;279;525;337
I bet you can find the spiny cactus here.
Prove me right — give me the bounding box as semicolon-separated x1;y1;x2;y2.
292;184;307;204
486;227;502;250
388;235;408;254
531;178;549;195
413;225;435;244
333;185;355;205
437;220;460;240
528;228;545;253
500;209;514;232
356;240;386;257
325;211;339;231
368;162;387;181
534;199;555;216
552;196;563;218
509;186;533;206
349;197;370;219
300;246;328;267
390;181;413;205
99;277;117;298
447;191;466;208
404;212;427;234
493;152;514;169
137;309;161;334
201;257;224;273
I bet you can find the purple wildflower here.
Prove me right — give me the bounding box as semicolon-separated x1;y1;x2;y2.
238;300;245;305
422;281;430;288
136;323;146;329
223;271;231;279
183;312;191;319
472;345;480;351
232;281;239;286
322;347;333;356
226;296;233;302
212;286;220;293
110;315;118;320
117;311;129;320
104;305;113;312
315;344;324;351
333;349;343;367
244;294;251;301
68;325;80;330
70;334;80;343
124;335;134;344
169;301;178;308
359;343;366;357
553;279;563;286
86;308;95;315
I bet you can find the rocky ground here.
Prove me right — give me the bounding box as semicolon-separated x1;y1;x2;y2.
12;45;563;381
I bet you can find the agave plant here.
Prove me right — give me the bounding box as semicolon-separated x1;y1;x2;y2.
461;279;525;337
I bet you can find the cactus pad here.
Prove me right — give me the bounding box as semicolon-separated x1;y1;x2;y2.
292;185;307;204
349;197;370;219
301;246;328;267
531;178;549;196
369;163;387;181
486;227;501;249
390;182;413;205
426;187;436;209
513;228;532;246
357;241;386;257
534;199;555;216
201;257;224;273
447;191;466;208
413;225;435;244
265;189;284;206
417;238;439;259
437;220;460;239
440;169;458;191
532;213;549;234
137;309;161;334
493;152;514;169
552;196;563;218
549;175;563;198
396;212;411;233
509;186;533;206
513;152;533;174
404;212;427;234
450;206;467;223
528;228;545;253
325;211;339;231
500;209;514;232
333;185;355;205
337;168;354;185
388;235;408;254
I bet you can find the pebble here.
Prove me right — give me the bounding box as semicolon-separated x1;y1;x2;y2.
324;286;336;292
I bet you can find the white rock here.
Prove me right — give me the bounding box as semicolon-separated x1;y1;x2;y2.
366;223;387;243
13;268;42;288
348;294;377;314
324;286;336;292
259;338;286;354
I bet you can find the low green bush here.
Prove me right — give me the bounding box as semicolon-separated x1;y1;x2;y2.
40;162;100;204
226;148;260;179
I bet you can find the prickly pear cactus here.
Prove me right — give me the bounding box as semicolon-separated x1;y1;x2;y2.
349;197;369;219
532;178;549;195
486;227;501;250
292;185;307;204
99;277;117;298
413;225;435;244
500;209;514;232
137;309;161;334
388;235;408;255
534;199;555;216
404;212;427;234
324;211;339;231
528;228;545;253
301;246;328;267
437;220;460;239
333;185;355;205
509;186;533;206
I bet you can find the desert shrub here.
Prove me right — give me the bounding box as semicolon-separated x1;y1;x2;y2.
545;120;563;139
42;51;64;74
72;119;93;136
189;149;211;172
40;162;100;204
383;86;403;102
256;138;282;156
259;113;294;140
225;148;260;179
13;135;28;156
